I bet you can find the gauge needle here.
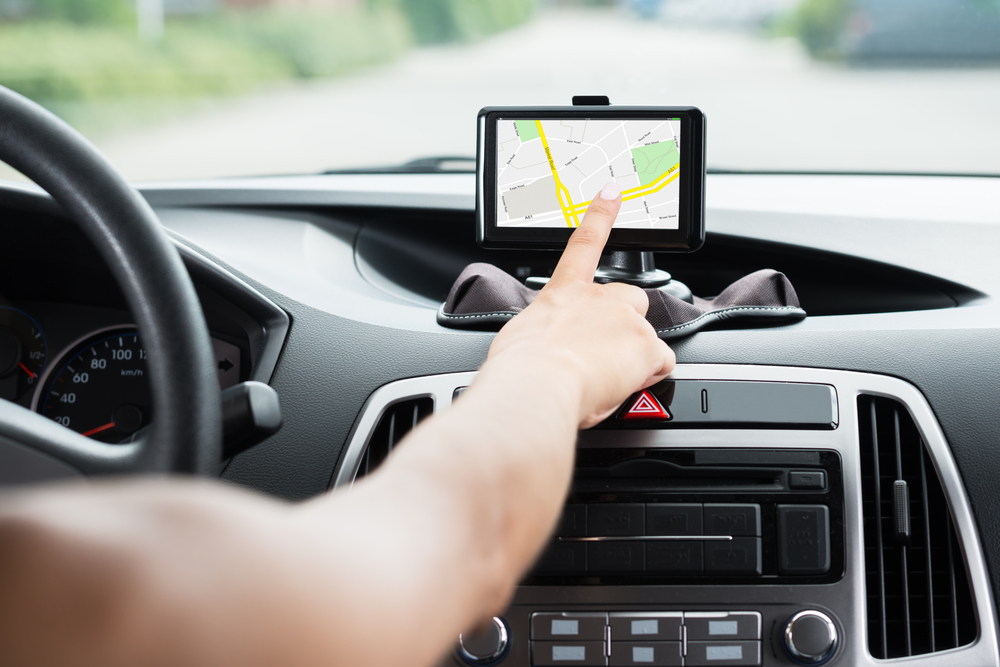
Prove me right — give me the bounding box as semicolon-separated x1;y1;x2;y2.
18;362;36;379
82;422;116;438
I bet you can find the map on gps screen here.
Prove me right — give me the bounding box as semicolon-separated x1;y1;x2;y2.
495;118;681;229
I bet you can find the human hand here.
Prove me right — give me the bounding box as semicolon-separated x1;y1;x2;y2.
487;182;676;428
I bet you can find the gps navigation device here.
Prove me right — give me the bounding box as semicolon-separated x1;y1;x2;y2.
476;105;706;251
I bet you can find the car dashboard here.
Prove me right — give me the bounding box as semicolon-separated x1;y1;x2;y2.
1;172;999;667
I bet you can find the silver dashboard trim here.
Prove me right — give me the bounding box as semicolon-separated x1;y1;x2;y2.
330;371;476;489
333;364;999;667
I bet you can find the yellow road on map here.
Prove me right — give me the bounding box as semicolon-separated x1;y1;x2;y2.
567;163;680;216
535;121;580;227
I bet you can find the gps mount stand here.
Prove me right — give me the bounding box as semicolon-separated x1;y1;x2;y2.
595;251;694;303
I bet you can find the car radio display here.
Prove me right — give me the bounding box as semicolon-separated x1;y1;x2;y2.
495;118;681;229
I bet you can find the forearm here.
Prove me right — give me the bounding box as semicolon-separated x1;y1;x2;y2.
304;346;587;664
381;345;585;585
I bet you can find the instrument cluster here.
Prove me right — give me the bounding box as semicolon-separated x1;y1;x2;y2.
0;301;243;443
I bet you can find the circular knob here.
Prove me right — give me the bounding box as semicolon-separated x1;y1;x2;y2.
457;616;509;666
782;611;838;666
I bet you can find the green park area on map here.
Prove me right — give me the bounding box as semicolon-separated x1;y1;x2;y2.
515;120;540;143
631;141;680;187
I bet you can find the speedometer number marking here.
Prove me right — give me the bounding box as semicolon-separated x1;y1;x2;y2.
40;330;152;444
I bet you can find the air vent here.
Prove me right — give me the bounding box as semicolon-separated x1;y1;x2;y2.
355;397;433;480
858;396;976;658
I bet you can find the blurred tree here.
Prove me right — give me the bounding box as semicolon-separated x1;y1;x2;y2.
397;0;456;42
29;0;134;24
791;0;853;57
390;0;533;44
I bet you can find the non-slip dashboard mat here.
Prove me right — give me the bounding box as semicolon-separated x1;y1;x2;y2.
437;263;806;340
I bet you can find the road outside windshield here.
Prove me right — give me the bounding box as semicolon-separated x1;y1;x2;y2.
1;0;999;181
497;119;681;228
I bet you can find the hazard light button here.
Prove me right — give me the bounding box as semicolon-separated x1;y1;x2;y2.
619;390;672;421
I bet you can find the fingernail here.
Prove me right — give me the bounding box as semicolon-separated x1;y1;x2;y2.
600;181;621;200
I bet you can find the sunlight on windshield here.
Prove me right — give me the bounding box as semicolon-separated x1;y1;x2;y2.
1;0;999;181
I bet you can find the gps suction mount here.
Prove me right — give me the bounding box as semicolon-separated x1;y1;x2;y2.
571;95;694;304
595;250;693;302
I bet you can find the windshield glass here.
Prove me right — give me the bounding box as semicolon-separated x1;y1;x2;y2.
2;0;999;181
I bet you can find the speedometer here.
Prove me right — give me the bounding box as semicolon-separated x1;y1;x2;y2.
36;328;151;443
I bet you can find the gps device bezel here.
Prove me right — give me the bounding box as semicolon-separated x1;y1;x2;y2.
477;106;706;251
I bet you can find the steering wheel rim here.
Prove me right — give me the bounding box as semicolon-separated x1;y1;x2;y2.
0;85;221;476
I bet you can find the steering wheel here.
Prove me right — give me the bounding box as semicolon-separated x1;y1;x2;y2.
0;86;221;479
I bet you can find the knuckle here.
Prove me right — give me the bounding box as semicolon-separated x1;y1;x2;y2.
614;302;637;320
569;225;602;247
634;313;655;334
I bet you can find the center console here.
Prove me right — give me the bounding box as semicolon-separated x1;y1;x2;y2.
331;365;997;667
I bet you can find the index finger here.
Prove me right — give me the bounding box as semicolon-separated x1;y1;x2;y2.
548;182;622;286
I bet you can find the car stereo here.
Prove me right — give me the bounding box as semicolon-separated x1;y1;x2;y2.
476;105;706;251
527;447;844;586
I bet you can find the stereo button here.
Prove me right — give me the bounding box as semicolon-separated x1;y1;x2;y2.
609;613;682;641
685;613;761;641
704;538;762;575
589;504;644;537
777;505;831;575
557;505;588;537
646;542;703;574
704;504;760;537
532;641;607;666
589;542;645;574
686;641;760;666
534;541;587;574
646;504;702;536
789;471;827;490
609;642;681;666
531;613;607;641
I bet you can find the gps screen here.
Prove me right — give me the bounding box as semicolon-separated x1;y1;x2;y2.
495;118;681;229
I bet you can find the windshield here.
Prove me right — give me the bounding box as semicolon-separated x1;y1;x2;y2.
1;0;999;181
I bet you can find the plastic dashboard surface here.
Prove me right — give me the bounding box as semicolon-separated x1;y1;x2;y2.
2;172;1000;661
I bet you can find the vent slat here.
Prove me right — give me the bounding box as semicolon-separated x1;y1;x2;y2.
893;409;913;656
859;395;975;659
919;448;936;653
386;411;397;456
869;401;890;658
946;513;960;647
355;397;434;481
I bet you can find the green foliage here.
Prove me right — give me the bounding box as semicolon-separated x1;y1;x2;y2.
0;0;530;105
218;6;411;78
0;8;412;103
394;0;534;44
0;22;282;102
788;0;853;58
27;0;133;25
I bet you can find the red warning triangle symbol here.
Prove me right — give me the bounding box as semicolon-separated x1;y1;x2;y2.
624;390;671;421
